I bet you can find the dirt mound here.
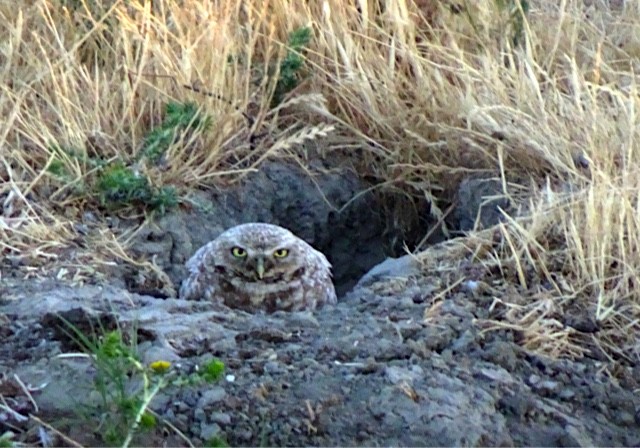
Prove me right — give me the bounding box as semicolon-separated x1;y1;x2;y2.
1;257;638;446
124;159;443;298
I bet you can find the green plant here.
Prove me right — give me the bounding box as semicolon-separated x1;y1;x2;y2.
495;0;529;46
62;324;155;447
140;101;211;164
45;101;210;215
205;435;229;448
94;163;178;214
45;144;98;194
271;26;312;106
95;163;152;206
461;0;530;48
0;432;15;448
197;358;225;383
59;318;225;447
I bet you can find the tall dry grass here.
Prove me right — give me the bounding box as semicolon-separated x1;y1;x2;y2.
1;0;639;366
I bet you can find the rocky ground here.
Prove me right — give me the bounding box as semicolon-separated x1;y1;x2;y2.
1;160;638;446
1;257;639;447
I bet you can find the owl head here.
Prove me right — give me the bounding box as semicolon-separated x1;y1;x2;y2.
212;222;319;282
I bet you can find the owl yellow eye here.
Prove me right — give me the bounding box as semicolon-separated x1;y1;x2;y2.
231;247;247;258
273;248;289;258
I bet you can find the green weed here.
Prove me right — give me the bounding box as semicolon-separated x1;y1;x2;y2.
94;163;177;214
59;318;225;447
46;101;209;215
271;26;312;106
140;101;211;164
205;435;229;447
197;358;225;383
495;0;529;46
0;432;14;448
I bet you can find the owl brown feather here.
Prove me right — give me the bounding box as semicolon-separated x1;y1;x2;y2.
179;223;337;312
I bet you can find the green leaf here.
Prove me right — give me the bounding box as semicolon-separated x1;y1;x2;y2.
205;436;229;448
200;359;225;383
139;411;157;429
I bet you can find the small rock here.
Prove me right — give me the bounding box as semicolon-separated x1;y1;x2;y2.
199;423;221;441
560;424;595;447
198;387;227;408
82;211;98;223
528;374;541;386
139;342;181;366
462;280;491;296
384;366;422;385
534;380;559;395
450;329;476;352
482;341;518;372
171;413;190;433
454;177;513;232
211;412;232;426
194;407;206;423
558;389;576;400
422;325;455;351
356;255;420;289
612;411;635;426
284;311;319;329
174;401;189;413
73;223;90;235
357;358;380;374
237;429;253;442
264;361;282;374
477;367;515;385
498;393;534;417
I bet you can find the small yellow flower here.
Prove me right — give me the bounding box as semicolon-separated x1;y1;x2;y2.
149;360;171;373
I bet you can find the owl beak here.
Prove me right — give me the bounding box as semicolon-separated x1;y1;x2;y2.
256;256;265;279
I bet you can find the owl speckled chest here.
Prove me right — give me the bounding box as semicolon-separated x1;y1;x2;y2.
179;223;337;313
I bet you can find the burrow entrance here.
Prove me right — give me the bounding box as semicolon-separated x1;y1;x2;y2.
131;159;507;297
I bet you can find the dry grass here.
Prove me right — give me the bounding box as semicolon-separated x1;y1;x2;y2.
1;0;639;365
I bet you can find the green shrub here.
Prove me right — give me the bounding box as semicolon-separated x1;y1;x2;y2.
60;319;226;447
272;26;312;106
46;101;210;215
140;101;211;164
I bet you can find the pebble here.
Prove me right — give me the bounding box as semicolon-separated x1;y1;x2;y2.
558;389;576;400
450;329;476;352
264;361;282;374
211;412;232;425
478;367;515;384
535;380;559;395
385;365;423;384
194;408;206;423
199;423;221;441
197;387;227;408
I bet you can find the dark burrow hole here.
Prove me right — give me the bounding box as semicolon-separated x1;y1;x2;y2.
314;199;437;296
130;160;510;298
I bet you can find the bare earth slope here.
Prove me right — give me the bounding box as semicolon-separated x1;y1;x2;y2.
1;260;638;446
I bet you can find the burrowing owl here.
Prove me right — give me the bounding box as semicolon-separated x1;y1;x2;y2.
179;223;337;312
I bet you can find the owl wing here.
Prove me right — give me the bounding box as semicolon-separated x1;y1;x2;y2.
179;241;218;300
300;251;337;310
